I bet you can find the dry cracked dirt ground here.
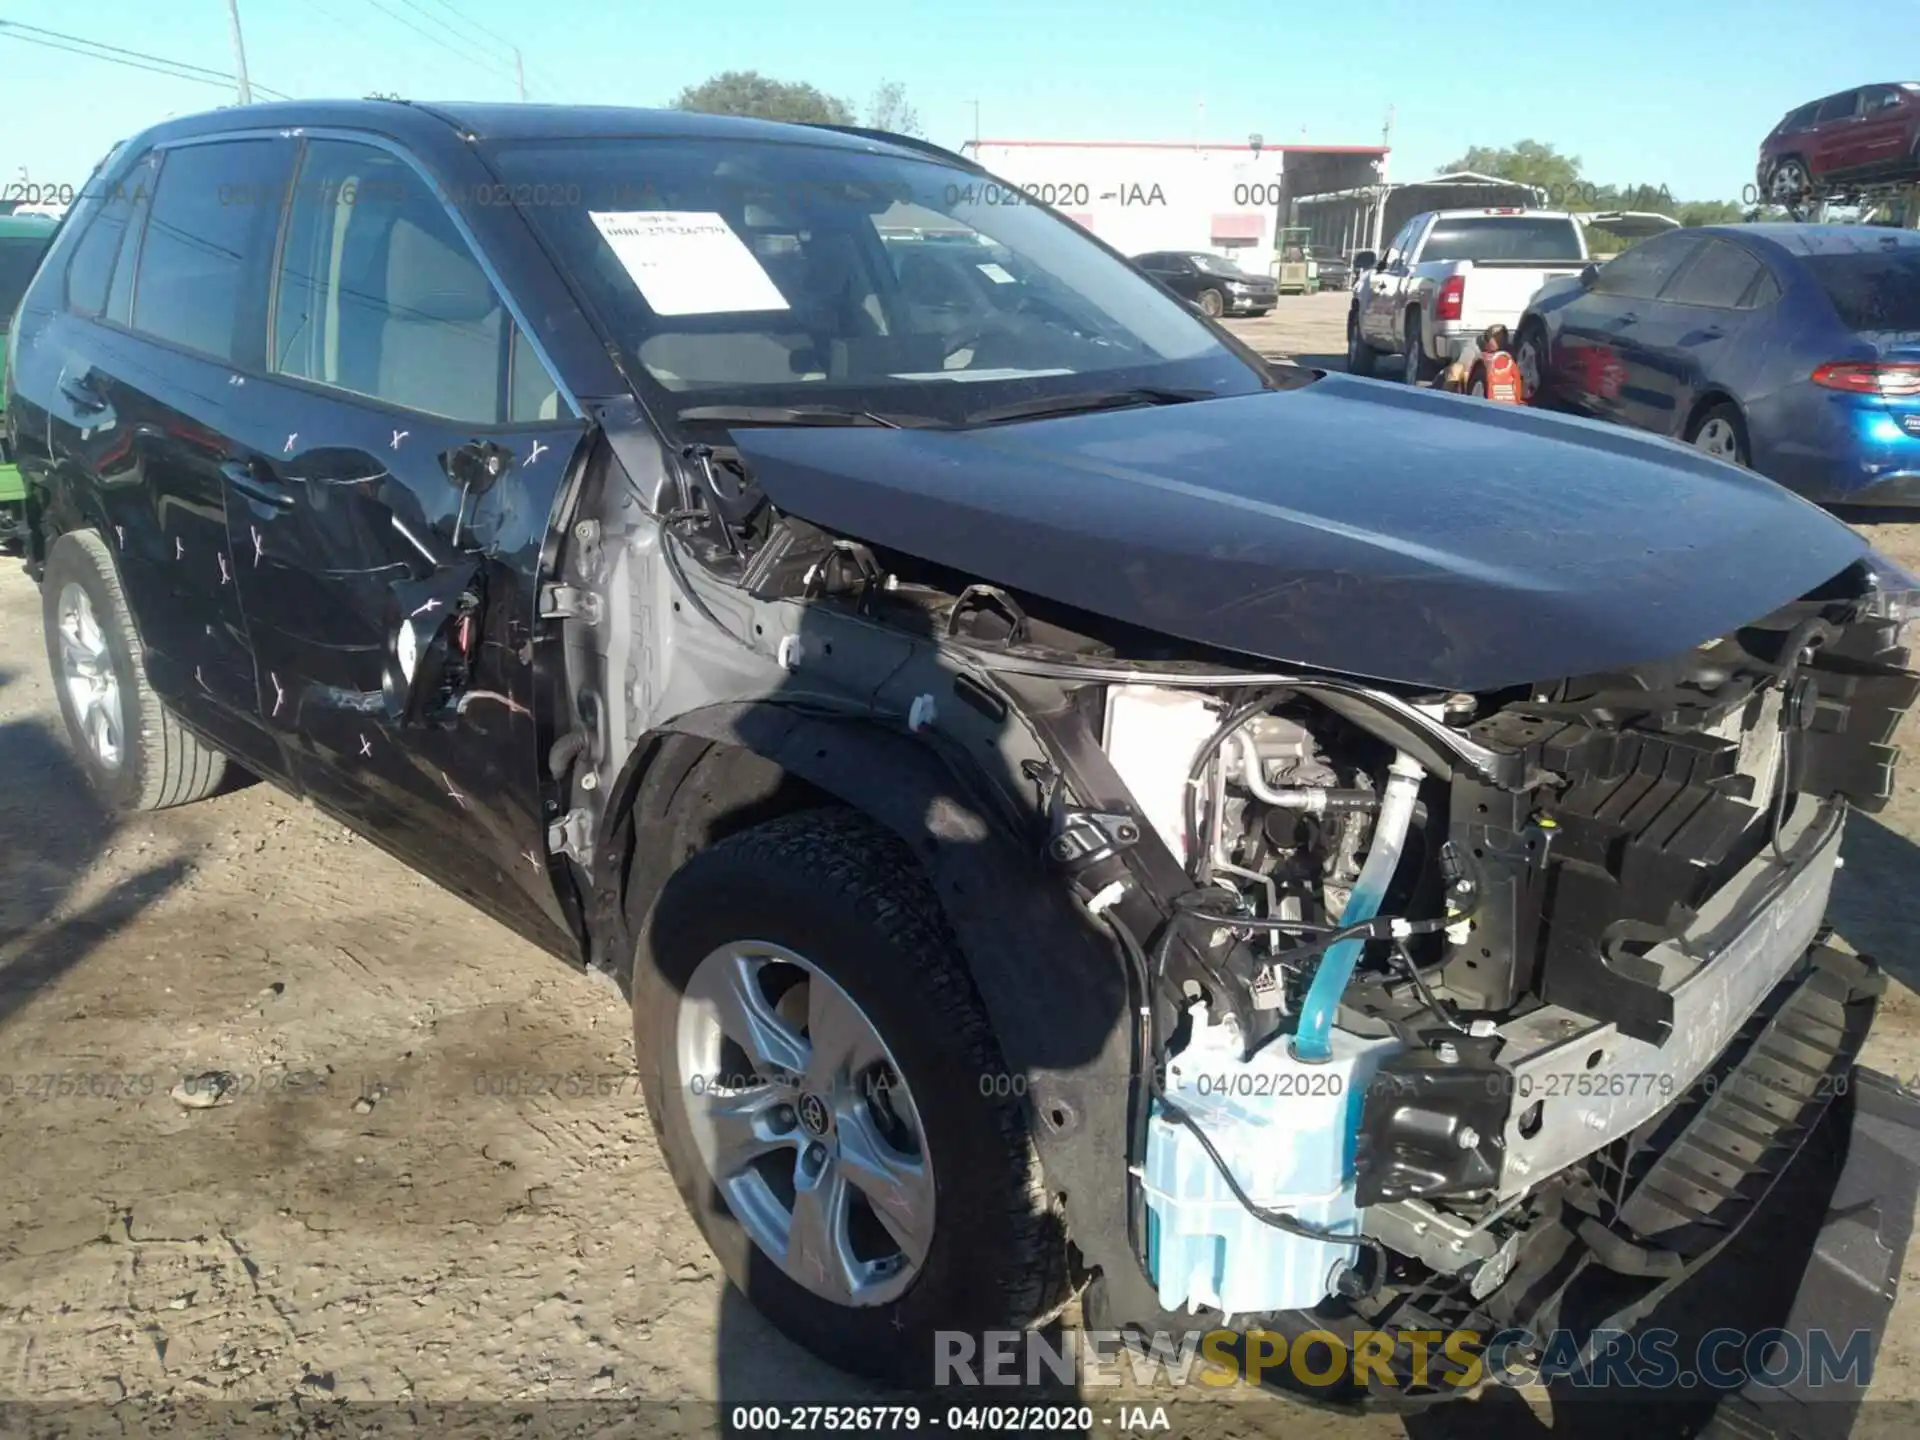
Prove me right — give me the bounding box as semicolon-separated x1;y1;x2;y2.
4;421;1920;1436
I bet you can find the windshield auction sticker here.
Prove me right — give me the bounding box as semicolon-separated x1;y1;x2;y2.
588;210;790;316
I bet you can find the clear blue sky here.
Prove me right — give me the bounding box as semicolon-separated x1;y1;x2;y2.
3;0;1913;204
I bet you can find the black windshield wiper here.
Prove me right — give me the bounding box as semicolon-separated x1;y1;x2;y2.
962;387;1216;427
675;404;947;430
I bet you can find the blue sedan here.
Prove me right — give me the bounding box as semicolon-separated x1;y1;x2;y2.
1514;225;1920;505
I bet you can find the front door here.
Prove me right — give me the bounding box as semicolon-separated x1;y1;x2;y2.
1809;91;1863;183
1853;85;1913;179
223;134;590;947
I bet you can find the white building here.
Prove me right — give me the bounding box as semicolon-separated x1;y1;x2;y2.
959;139;1387;262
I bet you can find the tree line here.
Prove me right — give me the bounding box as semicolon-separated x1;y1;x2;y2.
1440;139;1776;248
671;70;922;137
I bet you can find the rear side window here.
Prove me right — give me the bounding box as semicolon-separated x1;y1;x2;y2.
1661;240;1767;309
133;141;284;361
1862;85;1905;115
1417;218;1585;264
65;176;141;318
271;138;552;424
1804;244;1920;332
1593;232;1702;299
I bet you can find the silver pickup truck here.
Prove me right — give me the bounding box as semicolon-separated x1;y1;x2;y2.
1347;208;1593;384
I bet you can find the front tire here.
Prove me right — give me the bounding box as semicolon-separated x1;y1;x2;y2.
632;807;1067;1386
41;530;227;811
1196;287;1225;318
1768;158;1812;204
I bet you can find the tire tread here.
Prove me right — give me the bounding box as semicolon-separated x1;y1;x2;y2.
50;530;227;811
688;806;1070;1326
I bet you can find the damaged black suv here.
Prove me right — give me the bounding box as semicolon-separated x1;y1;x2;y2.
10;101;1920;1419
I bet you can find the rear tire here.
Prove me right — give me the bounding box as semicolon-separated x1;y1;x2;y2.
41;530;227;812
1688;402;1751;467
1403;313;1438;385
1346;309;1376;376
1515;324;1548;403
632;807;1068;1387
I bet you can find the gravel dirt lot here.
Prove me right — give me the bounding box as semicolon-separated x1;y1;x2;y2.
3;290;1919;1438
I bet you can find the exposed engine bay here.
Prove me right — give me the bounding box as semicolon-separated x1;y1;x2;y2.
545;413;1920;1396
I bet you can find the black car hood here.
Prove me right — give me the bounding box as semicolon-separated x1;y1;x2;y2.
730;376;1869;691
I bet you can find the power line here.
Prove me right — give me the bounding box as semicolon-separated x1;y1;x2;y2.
415;0;517;54
389;0;513;76
360;0;517;88
0;23;289;98
413;0;560;94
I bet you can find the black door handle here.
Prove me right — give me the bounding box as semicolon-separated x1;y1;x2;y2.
220;459;296;510
59;373;107;413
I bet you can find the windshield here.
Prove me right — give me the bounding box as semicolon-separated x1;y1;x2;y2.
481;137;1265;423
0;234;51;330
1803;242;1920;333
1419;217;1586;264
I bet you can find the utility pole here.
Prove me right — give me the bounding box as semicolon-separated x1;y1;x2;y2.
225;0;253;105
1372;104;1394;254
514;47;527;102
969;100;980;154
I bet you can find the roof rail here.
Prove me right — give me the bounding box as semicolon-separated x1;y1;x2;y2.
800;123;988;174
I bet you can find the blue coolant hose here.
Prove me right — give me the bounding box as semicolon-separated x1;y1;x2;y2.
1290;750;1428;1063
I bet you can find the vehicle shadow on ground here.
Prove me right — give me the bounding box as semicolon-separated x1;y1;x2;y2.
1828;809;1920;990
0;715;189;1034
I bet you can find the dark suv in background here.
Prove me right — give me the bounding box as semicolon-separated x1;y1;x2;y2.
1760;81;1920;202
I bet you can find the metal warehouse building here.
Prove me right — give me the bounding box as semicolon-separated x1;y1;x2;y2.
959;139;1389;264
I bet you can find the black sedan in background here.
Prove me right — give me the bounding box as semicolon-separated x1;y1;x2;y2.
1132;250;1276;316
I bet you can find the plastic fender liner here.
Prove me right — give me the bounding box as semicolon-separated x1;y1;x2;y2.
601;699;1162;1319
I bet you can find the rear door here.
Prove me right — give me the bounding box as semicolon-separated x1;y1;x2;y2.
1623;238;1771;436
48;137;295;777
1158;254;1202;303
226;133;590;944
1555;230;1704;423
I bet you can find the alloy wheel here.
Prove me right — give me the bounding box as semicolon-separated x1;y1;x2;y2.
1694;416;1743;463
1769;161;1810;203
676;940;934;1308
56;582;123;770
1516;337;1543;398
